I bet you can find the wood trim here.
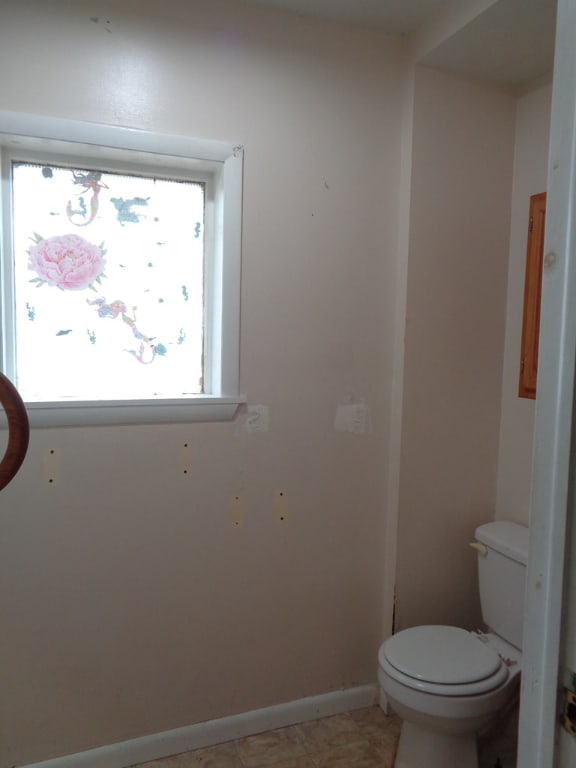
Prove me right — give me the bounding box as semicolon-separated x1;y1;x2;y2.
519;192;546;399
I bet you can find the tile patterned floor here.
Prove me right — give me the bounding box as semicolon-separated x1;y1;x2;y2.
135;707;402;768
133;702;519;768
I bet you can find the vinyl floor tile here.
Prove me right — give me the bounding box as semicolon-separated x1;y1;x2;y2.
141;741;242;768
295;714;363;753
360;722;400;756
135;706;400;768
310;741;386;768
236;726;306;768
185;742;243;767
348;707;391;727
266;758;316;768
133;702;521;768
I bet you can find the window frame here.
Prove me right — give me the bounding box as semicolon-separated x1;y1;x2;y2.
0;110;244;426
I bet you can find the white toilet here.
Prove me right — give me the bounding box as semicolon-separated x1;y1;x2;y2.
378;520;528;768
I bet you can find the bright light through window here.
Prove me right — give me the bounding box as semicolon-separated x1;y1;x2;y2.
11;161;205;402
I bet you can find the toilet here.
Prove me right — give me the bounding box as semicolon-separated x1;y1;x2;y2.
378;520;528;768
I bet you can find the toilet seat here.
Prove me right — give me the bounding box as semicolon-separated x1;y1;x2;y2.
379;626;510;696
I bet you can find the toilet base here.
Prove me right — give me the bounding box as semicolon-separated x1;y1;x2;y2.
395;720;477;768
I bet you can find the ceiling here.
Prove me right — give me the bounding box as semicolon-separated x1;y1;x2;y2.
240;0;557;86
421;0;556;86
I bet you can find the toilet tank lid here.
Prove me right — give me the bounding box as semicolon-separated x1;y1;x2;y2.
475;521;529;564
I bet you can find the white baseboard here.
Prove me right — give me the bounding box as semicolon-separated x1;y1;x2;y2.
23;684;378;768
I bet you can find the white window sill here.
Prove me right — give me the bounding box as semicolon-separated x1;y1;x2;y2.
1;396;246;428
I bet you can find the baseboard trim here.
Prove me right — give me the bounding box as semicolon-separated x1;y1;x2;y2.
23;684;378;768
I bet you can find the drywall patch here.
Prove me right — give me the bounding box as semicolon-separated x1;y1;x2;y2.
334;403;370;434
180;443;193;475
230;495;243;528
275;491;287;523
43;447;60;485
240;405;270;433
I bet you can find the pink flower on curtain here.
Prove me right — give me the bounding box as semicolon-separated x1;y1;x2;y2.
28;233;106;291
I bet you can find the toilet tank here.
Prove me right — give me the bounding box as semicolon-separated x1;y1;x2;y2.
474;521;529;650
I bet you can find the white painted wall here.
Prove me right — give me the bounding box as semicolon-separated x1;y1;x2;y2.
395;65;515;631
495;81;552;526
0;1;404;764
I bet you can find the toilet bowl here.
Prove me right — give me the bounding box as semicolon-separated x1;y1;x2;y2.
378;521;528;768
379;628;521;768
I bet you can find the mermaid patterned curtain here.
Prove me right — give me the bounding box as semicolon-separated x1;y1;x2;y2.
10;161;205;402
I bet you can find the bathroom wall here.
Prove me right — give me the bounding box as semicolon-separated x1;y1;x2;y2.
0;1;404;764
495;80;553;525
394;65;516;632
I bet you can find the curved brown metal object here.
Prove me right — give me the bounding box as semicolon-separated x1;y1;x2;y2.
0;373;29;491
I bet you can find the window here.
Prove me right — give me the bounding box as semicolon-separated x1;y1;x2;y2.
0;111;244;425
